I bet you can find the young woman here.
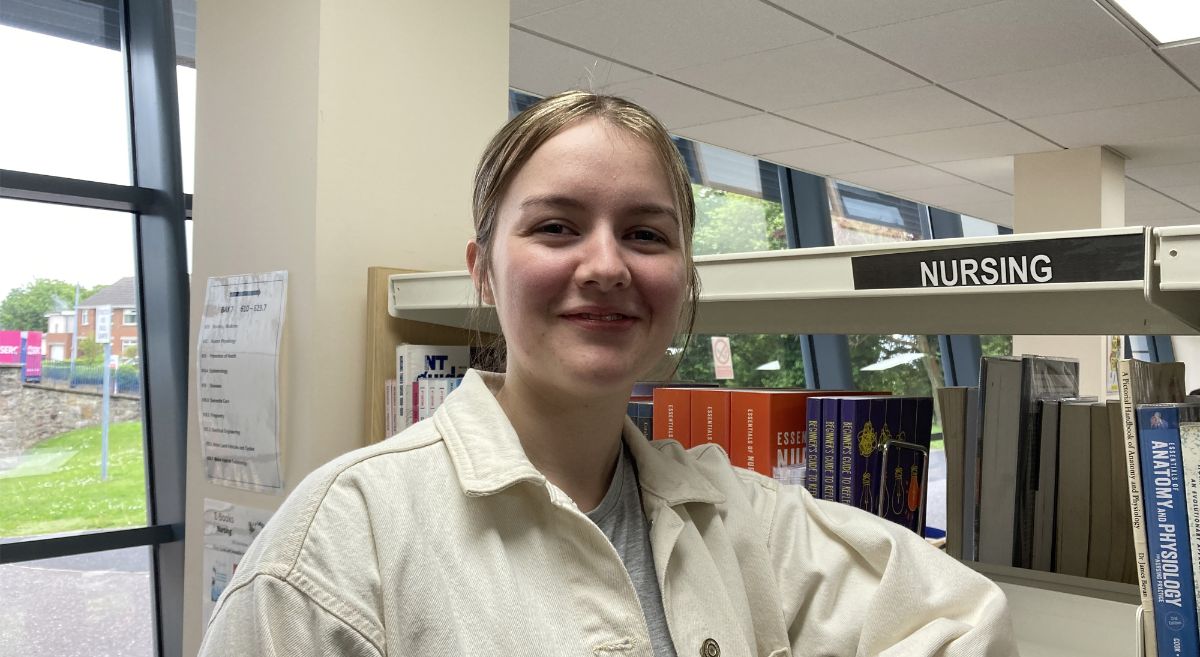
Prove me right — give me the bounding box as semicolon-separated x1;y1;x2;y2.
199;92;1017;656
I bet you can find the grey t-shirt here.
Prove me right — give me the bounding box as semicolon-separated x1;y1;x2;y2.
586;445;678;657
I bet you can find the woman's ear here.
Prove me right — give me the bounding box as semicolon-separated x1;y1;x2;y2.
466;240;495;305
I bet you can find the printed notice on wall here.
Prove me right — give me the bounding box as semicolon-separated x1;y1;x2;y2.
198;271;288;492
202;498;273;623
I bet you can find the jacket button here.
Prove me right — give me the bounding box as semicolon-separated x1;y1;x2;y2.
700;638;720;657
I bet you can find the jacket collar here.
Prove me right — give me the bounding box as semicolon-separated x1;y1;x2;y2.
434;369;723;506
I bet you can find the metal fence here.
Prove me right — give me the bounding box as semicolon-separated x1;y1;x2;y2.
39;362;142;396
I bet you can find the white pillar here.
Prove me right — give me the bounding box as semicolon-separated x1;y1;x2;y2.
1012;147;1126;398
182;1;508;652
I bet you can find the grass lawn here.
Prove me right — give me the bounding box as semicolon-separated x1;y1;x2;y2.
0;422;147;538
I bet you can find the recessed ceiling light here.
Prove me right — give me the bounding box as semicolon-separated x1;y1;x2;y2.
1110;0;1200;45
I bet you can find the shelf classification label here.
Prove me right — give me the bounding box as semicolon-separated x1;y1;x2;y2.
198;271;288;492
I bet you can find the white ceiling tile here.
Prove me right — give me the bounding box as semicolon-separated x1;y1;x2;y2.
1157;185;1200;208
845;0;1145;83
600;77;758;130
667;38;925;112
1162;43;1200;83
947;52;1197;120
931;156;1014;192
769;0;1002;34
511;0;584;20
510;30;646;98
1125;184;1200;225
1120;134;1200;169
838;165;968;192
513;0;826;73
903;182;1012;208
673;113;842;156
1126;163;1200;189
1022;97;1200;148
864;122;1057;162
779;85;998;139
954;198;1014;226
761;142;911;175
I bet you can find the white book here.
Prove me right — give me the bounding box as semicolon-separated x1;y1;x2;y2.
398;345;471;429
384;379;396;437
1181;422;1200;628
418;378;430;421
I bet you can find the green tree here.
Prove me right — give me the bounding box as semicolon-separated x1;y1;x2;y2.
76;337;104;363
692;185;787;256
673;333;805;388
0;279;101;331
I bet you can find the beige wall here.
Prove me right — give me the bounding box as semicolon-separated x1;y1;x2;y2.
182;1;508;653
1012;147;1128;398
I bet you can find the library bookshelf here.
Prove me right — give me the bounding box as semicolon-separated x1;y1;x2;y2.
375;224;1200;657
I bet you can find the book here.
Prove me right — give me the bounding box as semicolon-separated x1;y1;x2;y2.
652;388;693;446
396;344;471;430
1031;399;1060;572
691;389;732;453
384;378;396;437
1108;400;1135;584
937;387;970;559
962;386;982;561
1055;400;1092;577
1087;402;1112;580
626;401;654;439
805;397;822;498
879;397;933;533
1181;422;1200;629
821;397;840;501
1137;403;1200;657
1015;356;1080;569
835;396;886;512
1120;360;1188;656
729;390;818;480
977;356;1023;566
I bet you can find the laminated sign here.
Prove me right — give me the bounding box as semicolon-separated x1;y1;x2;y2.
202;499;273;622
198;271;288;492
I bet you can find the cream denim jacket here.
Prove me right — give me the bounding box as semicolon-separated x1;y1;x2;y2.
199;370;1017;657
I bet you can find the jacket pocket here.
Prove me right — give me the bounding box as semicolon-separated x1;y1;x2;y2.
767;649;791;657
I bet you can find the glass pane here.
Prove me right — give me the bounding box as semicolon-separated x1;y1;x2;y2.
176;0;197;194
960;214;1003;238
828;180;930;246
0;200;147;539
673;334;805;388
685;142;786;256
0;6;131;184
0;546;154;656
981;334;1014;357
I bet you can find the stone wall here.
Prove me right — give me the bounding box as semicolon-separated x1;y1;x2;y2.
0;364;142;463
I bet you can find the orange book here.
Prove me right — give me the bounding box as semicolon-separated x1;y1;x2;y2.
730;390;892;479
691;389;732;453
652;387;693;446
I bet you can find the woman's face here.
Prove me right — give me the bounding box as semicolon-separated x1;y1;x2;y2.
470;117;687;397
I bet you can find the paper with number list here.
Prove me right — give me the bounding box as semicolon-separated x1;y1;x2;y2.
202;498;273;622
198;271;288;492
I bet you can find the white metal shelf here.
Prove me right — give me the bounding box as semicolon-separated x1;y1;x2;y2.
390;225;1200;336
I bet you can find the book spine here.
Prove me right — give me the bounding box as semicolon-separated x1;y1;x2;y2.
1122;361;1159;656
396;347;407;430
805;398;821;498
1181;423;1200;631
1138;406;1200;657
821;398;839;501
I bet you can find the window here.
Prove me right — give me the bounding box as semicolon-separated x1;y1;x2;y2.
677;140;787;256
828;180;930;246
123;309;137;326
1;3;188;655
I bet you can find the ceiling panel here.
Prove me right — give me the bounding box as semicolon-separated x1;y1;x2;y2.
761;141;911;175
947;52;1197;120
667;38;925;112
779;85;998;139
510;29;646;97
954;198;1014;225
1119;134;1200;169
511;0;583;20
845;0;1145;83
769;0;1002;34
864;122;1057;162
838;165;968;192
1158;185;1200;208
903;181;1012;207
931;156;1014;192
1125;162;1200;189
599;76;758;130
513;0;825;73
1162;42;1200;83
673;113;842;156
1022;97;1200;148
1125;184;1200;225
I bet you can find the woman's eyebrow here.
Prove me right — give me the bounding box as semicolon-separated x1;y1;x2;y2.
518;194;678;222
519;194;586;211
